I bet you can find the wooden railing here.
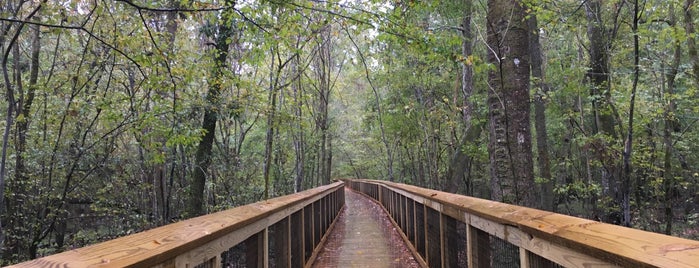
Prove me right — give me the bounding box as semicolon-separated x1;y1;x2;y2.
346;179;699;268
9;181;345;268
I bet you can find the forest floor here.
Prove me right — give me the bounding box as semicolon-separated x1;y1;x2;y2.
311;188;420;268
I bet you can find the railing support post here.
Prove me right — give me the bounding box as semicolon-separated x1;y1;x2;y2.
520;247;530;268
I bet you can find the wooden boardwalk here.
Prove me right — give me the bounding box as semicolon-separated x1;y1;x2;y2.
311;188;420;268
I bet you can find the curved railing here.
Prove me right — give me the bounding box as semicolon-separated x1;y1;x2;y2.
9;181;344;268
346;179;699;268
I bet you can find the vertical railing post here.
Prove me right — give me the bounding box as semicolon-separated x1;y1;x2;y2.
519;247;530;268
440;212;445;268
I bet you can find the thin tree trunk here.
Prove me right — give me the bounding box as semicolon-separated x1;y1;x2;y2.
446;2;482;191
345;29;394;181
663;3;682;235
292;53;305;192
188;2;235;216
620;0;640;227
529;13;554;211
685;0;699;83
263;48;279;199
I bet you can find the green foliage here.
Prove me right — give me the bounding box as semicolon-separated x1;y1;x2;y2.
1;0;699;264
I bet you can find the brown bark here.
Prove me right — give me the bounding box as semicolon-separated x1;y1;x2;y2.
486;0;534;206
292;52;305;192
2;3;42;259
263;48;280;199
188;1;235;216
663;3;682;235
585;0;621;223
314;24;333;185
620;0;641;227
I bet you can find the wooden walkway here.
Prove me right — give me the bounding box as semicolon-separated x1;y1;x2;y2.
311;188;420;268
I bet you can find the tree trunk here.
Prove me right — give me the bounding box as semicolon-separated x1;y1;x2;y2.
8;17;41;260
663;3;682;235
585;0;621;223
486;0;534;207
263;48;279;199
685;0;699;83
447;0;481;193
528;13;554;211
292;53;305;192
314;24;333;185
188;2;235;216
620;0;640;227
346;30;394;182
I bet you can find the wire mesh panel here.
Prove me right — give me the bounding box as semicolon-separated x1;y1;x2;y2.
407;199;416;245
382;187;390;209
320;197;327;236
269;218;289;268
193;257;217;268
455;219;469;267
426;207;441;267
220;242;246;268
526;250;564;268
218;231;264;268
395;193;400;222
290;210;304;267
400;194;407;231
490;234;520;268
338;187;345;210
415;203;426;258
391;192;396;223
303;205;314;261
314;200;322;247
470;226;491;267
443;215;467;268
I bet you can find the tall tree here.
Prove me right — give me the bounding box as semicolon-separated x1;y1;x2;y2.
620;0;641;228
662;2;682;235
585;0;623;223
188;0;236;216
486;0;534;206
447;0;482;195
528;7;553;211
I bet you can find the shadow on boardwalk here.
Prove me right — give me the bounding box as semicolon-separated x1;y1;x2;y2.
312;188;420;268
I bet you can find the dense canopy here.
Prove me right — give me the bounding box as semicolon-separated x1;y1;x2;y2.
0;0;697;264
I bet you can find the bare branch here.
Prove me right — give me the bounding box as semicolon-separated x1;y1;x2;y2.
0;17;145;76
116;0;226;12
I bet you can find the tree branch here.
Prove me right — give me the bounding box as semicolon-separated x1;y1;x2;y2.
116;0;226;12
0;17;145;76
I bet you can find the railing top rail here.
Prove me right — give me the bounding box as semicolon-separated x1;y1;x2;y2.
348;179;699;268
9;181;344;268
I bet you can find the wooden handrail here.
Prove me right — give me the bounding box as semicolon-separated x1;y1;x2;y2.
9;181;345;268
346;179;699;268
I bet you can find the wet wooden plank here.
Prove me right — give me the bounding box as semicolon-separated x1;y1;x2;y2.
311;189;421;268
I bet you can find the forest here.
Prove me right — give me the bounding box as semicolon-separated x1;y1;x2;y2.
0;0;698;264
